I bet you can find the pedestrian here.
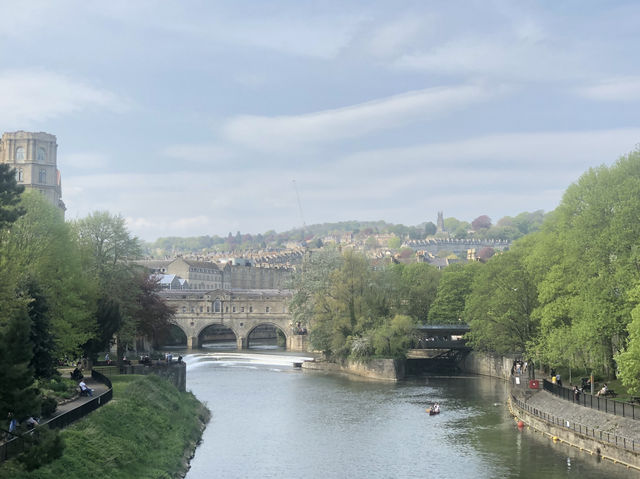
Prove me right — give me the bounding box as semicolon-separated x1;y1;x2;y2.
25;416;38;429
573;385;580;402
7;412;16;438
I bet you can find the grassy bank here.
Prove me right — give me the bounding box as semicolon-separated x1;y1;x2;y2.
0;375;210;479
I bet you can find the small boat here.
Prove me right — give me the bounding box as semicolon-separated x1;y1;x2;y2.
426;407;440;415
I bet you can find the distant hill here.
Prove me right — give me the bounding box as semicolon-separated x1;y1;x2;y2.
144;212;546;256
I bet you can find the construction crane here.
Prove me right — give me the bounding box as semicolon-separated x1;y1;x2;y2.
292;179;307;236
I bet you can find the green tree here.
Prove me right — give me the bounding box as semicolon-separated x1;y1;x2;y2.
615;285;640;394
465;248;539;354
289;248;343;330
390;263;440;323
424;221;437;236
387;235;401;249
3;192;94;356
74;212;143;362
371;314;415;358
21;278;57;379
0;307;41;421
0;163;25;230
428;262;480;324
133;273;176;348
529;151;640;374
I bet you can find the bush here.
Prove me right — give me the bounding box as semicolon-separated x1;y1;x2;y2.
40;396;58;418
17;428;65;471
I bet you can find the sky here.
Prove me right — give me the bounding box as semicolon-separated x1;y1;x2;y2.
2;1;640;241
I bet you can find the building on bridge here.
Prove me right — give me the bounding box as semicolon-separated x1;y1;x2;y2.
160;288;307;351
137;257;291;291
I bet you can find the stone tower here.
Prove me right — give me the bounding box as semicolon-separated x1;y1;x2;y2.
436;211;445;234
0;131;65;213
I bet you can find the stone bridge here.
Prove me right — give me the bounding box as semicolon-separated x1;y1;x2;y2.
159;288;307;351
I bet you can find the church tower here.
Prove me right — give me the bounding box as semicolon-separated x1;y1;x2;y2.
0;131;65;213
436;211;445;234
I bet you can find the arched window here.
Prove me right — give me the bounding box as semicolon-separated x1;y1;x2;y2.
39;169;46;184
15;147;25;162
37;147;46;162
214;299;221;312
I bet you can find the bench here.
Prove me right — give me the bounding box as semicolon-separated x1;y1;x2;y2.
630;396;640;404
603;389;617;398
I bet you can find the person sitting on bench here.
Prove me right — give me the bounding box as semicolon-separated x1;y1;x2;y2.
79;380;93;397
596;383;608;397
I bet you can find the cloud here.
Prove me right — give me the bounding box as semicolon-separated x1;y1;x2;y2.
0;69;129;127
362;15;432;59
162;144;236;164
62;152;109;169
63;127;640;241
393;28;586;83
576;77;640;101
223;84;495;151
342;128;640;172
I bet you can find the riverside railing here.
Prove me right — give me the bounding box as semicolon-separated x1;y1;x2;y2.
543;379;640;420
511;394;638;453
0;369;112;463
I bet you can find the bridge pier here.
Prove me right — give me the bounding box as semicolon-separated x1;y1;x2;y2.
187;336;199;350
236;336;247;350
288;334;308;352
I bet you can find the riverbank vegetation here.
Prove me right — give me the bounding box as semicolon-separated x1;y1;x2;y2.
291;248;440;359
0;164;174;469
0;374;210;479
292;149;640;395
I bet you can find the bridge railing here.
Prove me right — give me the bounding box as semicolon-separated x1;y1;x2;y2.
413;339;468;349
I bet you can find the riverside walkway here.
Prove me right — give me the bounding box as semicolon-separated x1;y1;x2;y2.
510;381;640;471
525;389;640;441
1;374;111;462
42;377;109;426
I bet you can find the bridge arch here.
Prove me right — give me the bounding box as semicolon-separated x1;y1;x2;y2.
197;323;239;349
246;322;288;349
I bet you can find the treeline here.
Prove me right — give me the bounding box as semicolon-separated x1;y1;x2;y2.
290;248;442;359
148;213;545;256
291;149;640;394
0;164;173;468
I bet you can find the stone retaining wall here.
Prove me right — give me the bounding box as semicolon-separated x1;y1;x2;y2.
510;395;640;471
302;358;404;381
459;351;516;379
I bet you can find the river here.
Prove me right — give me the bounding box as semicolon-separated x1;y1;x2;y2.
182;347;636;479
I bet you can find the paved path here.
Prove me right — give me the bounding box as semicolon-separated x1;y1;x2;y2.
1;377;109;448
43;377;109;424
525;389;640;440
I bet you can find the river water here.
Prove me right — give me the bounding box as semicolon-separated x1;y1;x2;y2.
183;348;636;479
